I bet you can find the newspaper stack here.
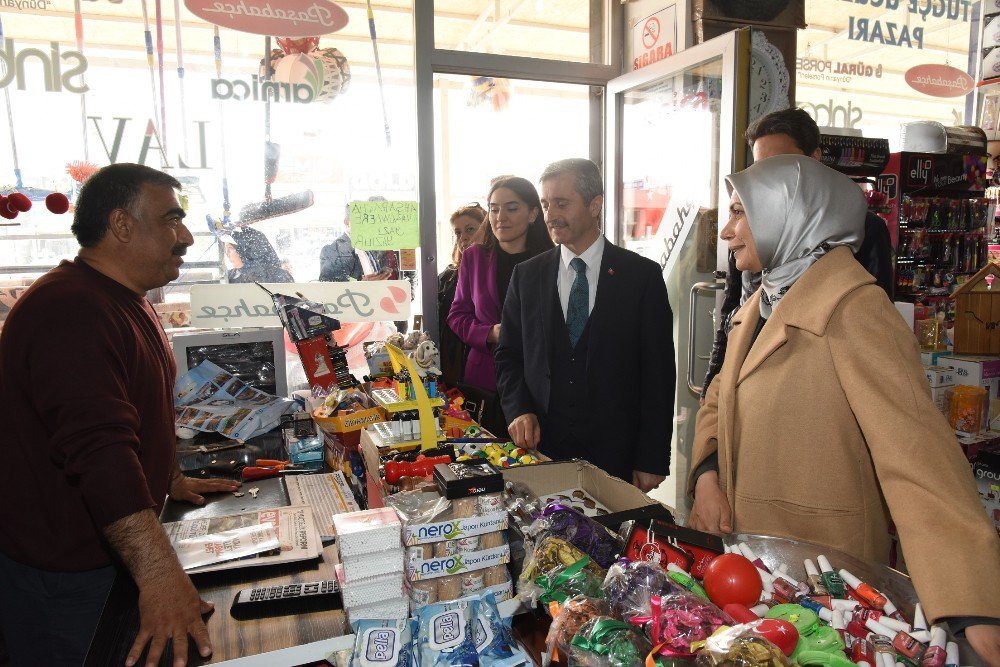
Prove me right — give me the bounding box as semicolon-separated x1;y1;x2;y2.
331;508;407;621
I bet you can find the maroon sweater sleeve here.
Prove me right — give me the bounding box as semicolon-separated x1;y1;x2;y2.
28;293;157;527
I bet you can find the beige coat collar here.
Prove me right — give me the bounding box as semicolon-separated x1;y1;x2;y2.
729;246;875;386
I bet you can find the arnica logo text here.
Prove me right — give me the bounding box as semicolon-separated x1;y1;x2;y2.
212;74;317;103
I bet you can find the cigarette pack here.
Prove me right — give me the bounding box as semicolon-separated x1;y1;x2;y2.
331;507;401;558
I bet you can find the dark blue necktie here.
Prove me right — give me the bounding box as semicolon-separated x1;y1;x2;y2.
567;257;589;346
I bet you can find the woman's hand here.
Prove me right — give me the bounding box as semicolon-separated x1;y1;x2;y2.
487;324;501;344
688;471;733;534
966;624;1000;667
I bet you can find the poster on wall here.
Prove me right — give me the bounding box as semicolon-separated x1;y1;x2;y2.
631;5;677;71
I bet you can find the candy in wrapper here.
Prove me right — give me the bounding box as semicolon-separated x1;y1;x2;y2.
519;536;607;591
417;596;478;667
525;556;605;607
602;558;680;620
546;596;612;660
529;504;621;568
567;616;653;667
350;618;417;667
695;635;791;667
644;592;733;659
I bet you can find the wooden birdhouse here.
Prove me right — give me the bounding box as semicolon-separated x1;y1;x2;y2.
953;263;1000;355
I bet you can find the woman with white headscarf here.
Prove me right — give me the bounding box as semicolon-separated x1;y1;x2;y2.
688;155;1000;661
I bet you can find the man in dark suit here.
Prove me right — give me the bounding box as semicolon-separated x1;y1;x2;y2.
495;158;675;492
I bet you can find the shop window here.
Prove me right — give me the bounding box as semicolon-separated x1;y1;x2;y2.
0;3;418;316
431;74;592;273
433;0;604;64
794;1;976;147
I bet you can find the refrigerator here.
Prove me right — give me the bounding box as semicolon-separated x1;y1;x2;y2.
604;28;753;511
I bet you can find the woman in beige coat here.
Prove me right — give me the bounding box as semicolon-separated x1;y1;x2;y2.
689;155;1000;664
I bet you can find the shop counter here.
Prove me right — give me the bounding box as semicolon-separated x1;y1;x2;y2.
86;432;349;666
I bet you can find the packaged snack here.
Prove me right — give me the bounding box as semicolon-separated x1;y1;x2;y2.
567;616;653;667
476;493;505;516
416;596;479;667
696;635;791;667
528;504;621;568
545;596;613;660
350;618;417;667
483;565;509;587
601;558;680;619
519;536;607;589
452;497;478;518
472;591;528;667
460;570;486;596
644;592;733;660
523;556;605;607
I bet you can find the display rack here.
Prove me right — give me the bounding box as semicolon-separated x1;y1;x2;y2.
877;152;990;311
383;343;443;451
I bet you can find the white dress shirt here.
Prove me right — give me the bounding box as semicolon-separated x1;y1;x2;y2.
557;234;605;319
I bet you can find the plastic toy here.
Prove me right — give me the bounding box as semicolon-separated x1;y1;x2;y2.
702;553;763;608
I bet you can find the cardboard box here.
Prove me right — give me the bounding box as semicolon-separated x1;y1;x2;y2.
972;450;1000;536
939;355;1000;399
929;385;953;416
924;365;956;387
921;351;947;366
501;460;662;516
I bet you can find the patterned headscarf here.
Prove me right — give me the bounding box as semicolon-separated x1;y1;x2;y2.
725;155;866;318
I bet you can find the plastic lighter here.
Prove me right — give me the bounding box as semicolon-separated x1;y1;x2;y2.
944;641;959;667
666;562;710;601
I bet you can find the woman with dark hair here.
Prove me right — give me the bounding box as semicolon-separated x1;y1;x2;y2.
438;204;486;387
448;177;554;430
225;226;293;283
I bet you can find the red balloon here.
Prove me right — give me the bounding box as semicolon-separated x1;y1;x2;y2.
45;192;70;214
7;192;31;212
753;619;799;656
702;553;763;608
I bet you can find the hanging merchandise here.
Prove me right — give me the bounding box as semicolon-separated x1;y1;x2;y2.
72;0;89;161
467;76;511;112
173;0;190;163
269;37;351;103
140;0;168;166
366;0;391;147
237;36;314;224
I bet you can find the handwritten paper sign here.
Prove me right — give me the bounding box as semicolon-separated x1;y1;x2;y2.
350;200;419;250
190;281;411;328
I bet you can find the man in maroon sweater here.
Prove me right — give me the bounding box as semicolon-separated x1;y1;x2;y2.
0;164;239;666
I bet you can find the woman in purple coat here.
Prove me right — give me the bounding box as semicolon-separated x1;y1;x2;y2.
448;176;553;429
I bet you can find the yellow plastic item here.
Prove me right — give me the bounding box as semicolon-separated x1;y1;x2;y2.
385;343;440;451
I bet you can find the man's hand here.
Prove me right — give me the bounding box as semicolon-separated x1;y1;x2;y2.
632;471;665;492
487;324;501;344
361;270;392;281
687;470;733;534
104;509;215;667
508;413;540;449
126;571;214;667
966;624;1000;667
169;474;240;506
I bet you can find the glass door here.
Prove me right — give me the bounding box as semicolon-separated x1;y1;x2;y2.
605;29;749;512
